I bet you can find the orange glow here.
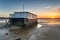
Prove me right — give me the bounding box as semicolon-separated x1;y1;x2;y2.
37;14;60;18
48;14;57;18
37;14;59;18
37;11;60;18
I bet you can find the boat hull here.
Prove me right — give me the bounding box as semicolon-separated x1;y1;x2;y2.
8;18;37;27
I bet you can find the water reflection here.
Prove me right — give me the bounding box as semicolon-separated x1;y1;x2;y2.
47;21;60;25
37;24;42;28
38;19;60;25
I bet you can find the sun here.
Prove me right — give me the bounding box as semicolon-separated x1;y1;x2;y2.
50;16;55;18
49;14;56;18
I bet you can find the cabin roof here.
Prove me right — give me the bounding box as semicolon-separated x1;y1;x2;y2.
14;12;37;16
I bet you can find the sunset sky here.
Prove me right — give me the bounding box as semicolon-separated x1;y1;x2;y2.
0;0;60;18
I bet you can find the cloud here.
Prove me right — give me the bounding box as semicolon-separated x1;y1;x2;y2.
44;6;52;9
44;5;60;13
52;6;60;13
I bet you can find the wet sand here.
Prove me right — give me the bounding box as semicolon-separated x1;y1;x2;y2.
0;25;37;40
0;20;60;40
29;26;60;40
